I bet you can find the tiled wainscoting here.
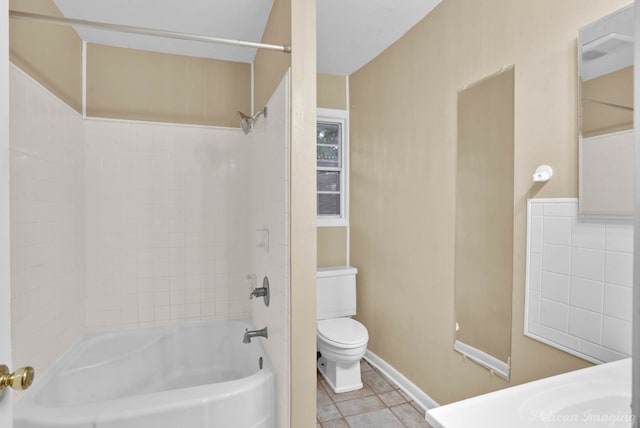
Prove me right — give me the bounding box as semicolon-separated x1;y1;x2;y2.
317;360;431;428
525;198;632;363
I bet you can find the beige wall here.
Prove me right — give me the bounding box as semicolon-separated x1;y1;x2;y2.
318;73;347;110
254;0;291;111
86;44;250;127
317;227;347;267
317;73;348;268
9;0;82;112
349;0;631;405
254;0;317;426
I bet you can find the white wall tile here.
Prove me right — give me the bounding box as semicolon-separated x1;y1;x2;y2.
568;307;602;344
605;223;633;253
604;252;633;287
529;253;541;291
540;271;569;303
571;219;605;250
528;290;540;323
539;326;580;352
543;203;577;217
571;247;604;282
530;216;542;253
526;198;633;363
84;119;252;329
602;316;631;355
543;217;571;246
530;202;543;216
540;299;568;332
580;341;627;363
603;284;632;321
248;73;290;428
570;277;603;313
542;244;571;275
9;66;85;374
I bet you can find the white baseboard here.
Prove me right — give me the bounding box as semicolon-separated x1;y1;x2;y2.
364;350;439;411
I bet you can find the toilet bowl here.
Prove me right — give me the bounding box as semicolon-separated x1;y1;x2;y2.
317;317;369;393
316;266;369;393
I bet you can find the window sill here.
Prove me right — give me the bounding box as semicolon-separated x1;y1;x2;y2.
317;218;349;228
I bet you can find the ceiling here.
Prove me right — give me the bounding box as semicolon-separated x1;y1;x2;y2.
53;0;442;75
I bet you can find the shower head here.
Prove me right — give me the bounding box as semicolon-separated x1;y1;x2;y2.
237;107;268;134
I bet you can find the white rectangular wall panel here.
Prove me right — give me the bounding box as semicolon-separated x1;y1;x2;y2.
525;198;632;363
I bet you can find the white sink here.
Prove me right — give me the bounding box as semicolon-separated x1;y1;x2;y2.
426;359;632;428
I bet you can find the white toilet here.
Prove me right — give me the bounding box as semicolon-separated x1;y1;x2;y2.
316;266;369;393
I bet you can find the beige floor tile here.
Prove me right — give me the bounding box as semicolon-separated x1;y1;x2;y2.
317;404;342;423
321;419;349;428
361;369;395;394
360;359;373;372
335;395;386;417
320;379;375;403
345;408;405;428
378;389;407;407
391;403;431;427
317;383;332;406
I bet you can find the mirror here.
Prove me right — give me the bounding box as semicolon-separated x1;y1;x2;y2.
578;5;634;217
454;67;514;380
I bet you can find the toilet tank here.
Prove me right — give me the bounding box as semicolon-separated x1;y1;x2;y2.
317;266;358;320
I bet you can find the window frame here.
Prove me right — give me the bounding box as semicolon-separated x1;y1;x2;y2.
317;108;349;227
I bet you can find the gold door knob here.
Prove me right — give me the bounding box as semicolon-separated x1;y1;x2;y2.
0;365;35;391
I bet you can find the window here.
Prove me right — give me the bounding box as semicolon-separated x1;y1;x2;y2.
317;108;348;226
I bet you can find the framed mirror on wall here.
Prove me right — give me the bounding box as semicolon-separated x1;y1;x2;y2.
578;4;634;218
454;66;514;380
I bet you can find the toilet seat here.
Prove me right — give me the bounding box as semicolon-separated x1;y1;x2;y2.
317;318;368;348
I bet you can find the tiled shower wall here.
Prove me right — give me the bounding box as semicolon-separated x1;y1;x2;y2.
525;198;632;363
9;63;287;383
9;65;85;372
84;119;252;330
250;72;290;428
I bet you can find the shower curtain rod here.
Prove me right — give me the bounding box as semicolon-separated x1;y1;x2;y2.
9;11;292;54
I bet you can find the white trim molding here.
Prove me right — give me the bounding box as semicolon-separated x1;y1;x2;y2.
364;350;439;412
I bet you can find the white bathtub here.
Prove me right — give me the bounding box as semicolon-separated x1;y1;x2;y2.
14;320;275;428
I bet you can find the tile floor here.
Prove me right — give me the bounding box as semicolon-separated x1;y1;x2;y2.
316;360;433;428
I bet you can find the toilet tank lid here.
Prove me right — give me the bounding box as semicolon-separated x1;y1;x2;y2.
317;266;358;278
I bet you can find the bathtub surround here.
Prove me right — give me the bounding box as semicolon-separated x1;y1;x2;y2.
250;72;291;428
9;64;85;376
525;198;632;363
9;63;283;377
84;119;252;329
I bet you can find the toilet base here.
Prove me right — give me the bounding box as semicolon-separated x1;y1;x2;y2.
317;356;363;393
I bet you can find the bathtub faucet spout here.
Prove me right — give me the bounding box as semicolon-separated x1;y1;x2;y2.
243;327;268;343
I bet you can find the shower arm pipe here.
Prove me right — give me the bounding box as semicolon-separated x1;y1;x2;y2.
9;11;292;54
